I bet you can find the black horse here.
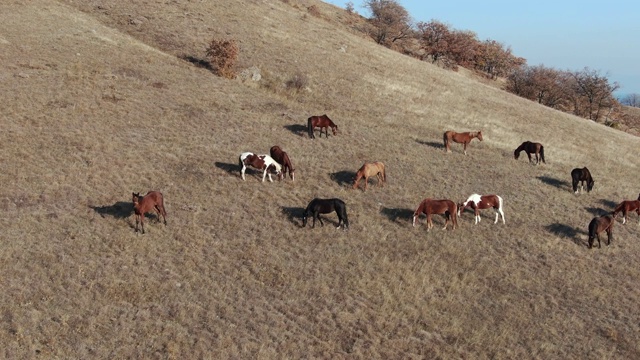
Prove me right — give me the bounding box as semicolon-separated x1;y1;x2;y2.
571;167;594;193
588;214;614;249
302;198;349;229
514;141;545;164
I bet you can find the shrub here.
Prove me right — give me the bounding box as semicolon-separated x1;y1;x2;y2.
285;72;308;92
205;38;239;79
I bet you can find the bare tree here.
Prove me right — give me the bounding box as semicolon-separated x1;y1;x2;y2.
416;20;451;64
571;68;620;121
621;93;640;107
364;0;413;47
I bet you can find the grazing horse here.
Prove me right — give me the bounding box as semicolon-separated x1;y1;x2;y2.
302;198;349;230
353;161;386;191
514;141;545;164
270;146;295;181
307;114;338;139
612;193;640;224
458;194;505;225
571;167;594;194
412;199;458;230
132;191;167;234
588;214;614;249
239;152;282;182
443;130;483;155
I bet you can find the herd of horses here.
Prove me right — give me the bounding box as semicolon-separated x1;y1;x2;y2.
130;114;638;248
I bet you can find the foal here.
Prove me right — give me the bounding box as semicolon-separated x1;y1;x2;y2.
612;193;640;224
587;214;614;249
132;191;167;234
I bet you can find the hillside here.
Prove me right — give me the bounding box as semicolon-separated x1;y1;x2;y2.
2;0;640;358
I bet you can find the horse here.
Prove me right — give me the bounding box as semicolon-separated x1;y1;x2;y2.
302;198;349;230
353;161;386;191
270;146;295;181
571;167;594;194
587;214;614;249
132;191;167;234
458;194;505;225
513;141;547;165
514;141;545;164
612;193;640;224
412;199;458;230
307;114;338;139
443;130;483;155
239;152;282;182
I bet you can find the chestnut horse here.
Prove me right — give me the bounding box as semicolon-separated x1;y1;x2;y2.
132;191;167;234
588;214;614;249
307;114;338;139
239;152;282;182
458;193;505;225
514;141;545;164
270;146;295;181
571;167;594;194
412;199;458;230
613;193;640;224
353;161;386;191
302;198;349;230
443;130;483;155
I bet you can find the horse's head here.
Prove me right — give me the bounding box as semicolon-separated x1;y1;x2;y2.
477;131;483;141
301;209;309;227
132;192;141;204
513;150;520;159
587;179;595;192
331;125;338;136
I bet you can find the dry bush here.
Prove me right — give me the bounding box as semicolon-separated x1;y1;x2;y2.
307;5;321;18
285;72;308;92
205;38;239;79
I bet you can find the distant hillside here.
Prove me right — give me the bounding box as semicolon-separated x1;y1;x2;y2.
2;0;640;358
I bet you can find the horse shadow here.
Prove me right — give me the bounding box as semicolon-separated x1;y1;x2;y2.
214;161;240;176
599;199;618;209
330;170;356;187
179;55;214;71
537;175;569;190
584;207;611;217
281;206;305;227
416;139;444;150
380;207;414;224
284;124;308;137
90;201;134;219
545;222;587;246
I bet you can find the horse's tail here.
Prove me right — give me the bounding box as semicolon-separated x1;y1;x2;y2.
307;117;314;138
540;145;546;163
381;163;386;182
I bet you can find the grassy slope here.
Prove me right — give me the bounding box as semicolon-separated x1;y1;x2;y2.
1;0;640;358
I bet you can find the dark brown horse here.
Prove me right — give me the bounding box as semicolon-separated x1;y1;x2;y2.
514;141;545;164
270;146;295;181
571;167;594;194
588;214;614;249
353;161;386;191
613;193;640;224
307;114;338;139
458;193;505;225
302;198;349;230
443;130;483;155
132;191;167;234
412;199;458;230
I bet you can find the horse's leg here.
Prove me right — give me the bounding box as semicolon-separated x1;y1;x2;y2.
622;210;627;224
427;214;432;230
499;208;505;224
494;210;499;224
336;211;343;229
526;152;532;163
140;214;145;234
606;227;613;245
463;142;468;155
442;213;450;230
241;164;246;181
134;214;140;233
364;175;369;191
596;233;601;248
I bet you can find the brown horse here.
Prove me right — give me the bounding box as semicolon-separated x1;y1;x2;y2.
443;130;483;155
588;214;614;249
308;114;338;139
514;141;545;164
613;193;640;224
132;191;167;234
353;161;386;191
458;193;505;225
412;199;458;230
571;167;594;194
270;146;295;181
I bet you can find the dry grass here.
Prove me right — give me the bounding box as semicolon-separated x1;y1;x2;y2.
2;0;640;358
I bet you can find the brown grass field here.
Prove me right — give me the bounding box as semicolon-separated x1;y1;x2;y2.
2;0;640;358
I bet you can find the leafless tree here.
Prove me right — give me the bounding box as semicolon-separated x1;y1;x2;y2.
364;0;413;47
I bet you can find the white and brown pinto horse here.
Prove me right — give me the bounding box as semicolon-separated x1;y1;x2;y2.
270;146;295;181
239;152;282;182
458;194;505;224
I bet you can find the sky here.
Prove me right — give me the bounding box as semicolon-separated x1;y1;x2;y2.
322;0;640;96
